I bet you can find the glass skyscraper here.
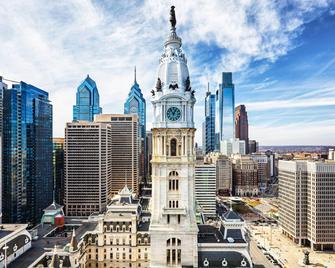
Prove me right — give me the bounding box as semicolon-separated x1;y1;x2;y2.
73;75;102;121
53;138;64;205
124;68;146;181
215;72;235;150
2;81;53;224
0;77;7;223
202;88;215;154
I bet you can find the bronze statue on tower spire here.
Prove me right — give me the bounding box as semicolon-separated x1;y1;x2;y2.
170;6;176;28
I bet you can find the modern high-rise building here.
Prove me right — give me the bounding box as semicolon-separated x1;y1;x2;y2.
207;153;233;196
248;140;258;153
124;68;146;182
202;87;215;154
195;161;216;217
215;72;235;150
2;81;53;224
0;77;7;223
65;122;112;216
145;131;153;182
95;114;139;195
235;105;249;154
53;138;65;205
231;155;258;196
73;75;102;121
279;160;335;250
250;153;270;190
328;148;335;160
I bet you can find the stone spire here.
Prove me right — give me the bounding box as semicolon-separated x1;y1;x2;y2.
70;228;78;251
49;245;60;268
165;6;182;48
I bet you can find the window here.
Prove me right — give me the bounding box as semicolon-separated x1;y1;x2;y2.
166;238;181;266
170;139;177;156
168;171;179;191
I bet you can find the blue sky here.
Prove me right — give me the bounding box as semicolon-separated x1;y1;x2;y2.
0;0;335;145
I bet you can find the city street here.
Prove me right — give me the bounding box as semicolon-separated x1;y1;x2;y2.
249;239;277;268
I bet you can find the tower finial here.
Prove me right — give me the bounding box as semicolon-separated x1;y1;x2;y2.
170;6;176;29
207;82;210;93
134;66;137;83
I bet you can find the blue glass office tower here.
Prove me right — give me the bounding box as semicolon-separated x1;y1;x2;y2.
73;75;102;121
215;72;235;150
202;87;216;154
124;68;146;181
2;81;53;224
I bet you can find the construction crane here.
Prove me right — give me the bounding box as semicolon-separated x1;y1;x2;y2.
0;76;20;84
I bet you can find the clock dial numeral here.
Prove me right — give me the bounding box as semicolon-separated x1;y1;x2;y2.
166;107;181;121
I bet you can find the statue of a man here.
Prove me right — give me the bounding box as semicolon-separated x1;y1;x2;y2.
170;6;176;28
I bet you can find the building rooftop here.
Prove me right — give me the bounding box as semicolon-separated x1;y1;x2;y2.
222;209;243;221
198;224;245;244
10;218;98;267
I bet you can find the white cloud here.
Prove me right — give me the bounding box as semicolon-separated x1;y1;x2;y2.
0;0;333;145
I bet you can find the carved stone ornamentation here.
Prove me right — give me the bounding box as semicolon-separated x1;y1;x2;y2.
170;6;176;28
156;78;162;92
185;76;191;91
169;83;178;90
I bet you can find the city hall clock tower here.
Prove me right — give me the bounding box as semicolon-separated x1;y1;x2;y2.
149;6;198;268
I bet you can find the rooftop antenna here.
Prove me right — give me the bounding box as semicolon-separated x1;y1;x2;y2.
207;82;210;93
134;66;137;83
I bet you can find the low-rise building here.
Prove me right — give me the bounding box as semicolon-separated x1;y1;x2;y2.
232;155;258;196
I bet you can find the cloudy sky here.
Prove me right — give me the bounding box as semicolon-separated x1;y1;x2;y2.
1;0;335;145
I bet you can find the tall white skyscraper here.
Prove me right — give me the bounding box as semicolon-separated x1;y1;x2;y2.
195;162;216;217
149;6;198;267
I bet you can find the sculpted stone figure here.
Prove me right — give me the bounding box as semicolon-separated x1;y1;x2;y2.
170;6;176;28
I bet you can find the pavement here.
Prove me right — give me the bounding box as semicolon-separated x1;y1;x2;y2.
250;239;277;268
249;224;335;268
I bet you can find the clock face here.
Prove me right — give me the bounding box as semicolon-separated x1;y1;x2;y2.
166;107;181;121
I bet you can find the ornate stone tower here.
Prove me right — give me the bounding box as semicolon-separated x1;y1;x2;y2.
149;6;198;268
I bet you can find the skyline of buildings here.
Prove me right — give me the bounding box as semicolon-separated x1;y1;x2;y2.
0;3;334;268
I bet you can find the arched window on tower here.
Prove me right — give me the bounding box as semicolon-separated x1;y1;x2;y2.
166;238;181;266
168;171;179;191
170;138;177;156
